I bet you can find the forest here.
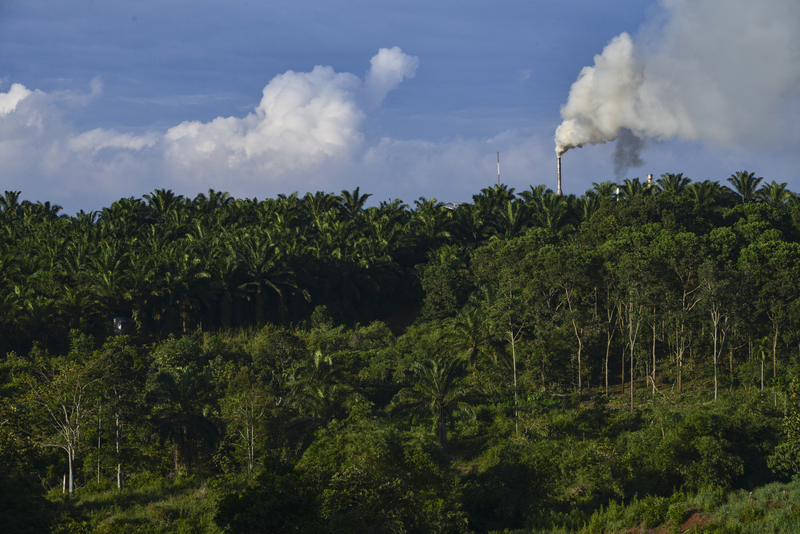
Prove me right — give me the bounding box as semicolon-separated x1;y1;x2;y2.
3;171;800;533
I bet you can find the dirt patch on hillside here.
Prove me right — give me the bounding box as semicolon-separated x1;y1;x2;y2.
650;508;711;533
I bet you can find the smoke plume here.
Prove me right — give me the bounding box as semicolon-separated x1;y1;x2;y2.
555;0;800;160
612;128;645;179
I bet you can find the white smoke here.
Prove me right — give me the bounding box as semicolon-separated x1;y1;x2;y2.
555;0;800;162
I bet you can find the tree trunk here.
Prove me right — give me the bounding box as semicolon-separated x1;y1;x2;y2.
773;324;779;379
68;448;74;496
712;315;718;402
628;301;641;413
605;332;612;396
97;403;102;485
604;302;616;396
438;406;448;449
652;311;657;394
710;307;728;402
510;331;519;435
115;412;122;490
248;419;256;475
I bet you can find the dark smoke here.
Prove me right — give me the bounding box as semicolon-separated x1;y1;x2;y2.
612;128;645;179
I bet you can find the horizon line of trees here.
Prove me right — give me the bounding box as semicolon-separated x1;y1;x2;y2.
0;170;792;350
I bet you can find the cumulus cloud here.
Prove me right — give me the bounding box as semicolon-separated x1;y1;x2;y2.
162;47;418;188
163;66;365;183
0;47;421;208
0;81;162;205
363;46;419;109
0;83;32;116
555;0;800;165
71;128;158;152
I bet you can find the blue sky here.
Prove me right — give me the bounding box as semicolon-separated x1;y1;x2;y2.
1;0;799;213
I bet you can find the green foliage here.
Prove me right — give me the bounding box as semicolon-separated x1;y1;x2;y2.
297;416;469;533
215;453;321;533
419;245;474;321
7;180;800;533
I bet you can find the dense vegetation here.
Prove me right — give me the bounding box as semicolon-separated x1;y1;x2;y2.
3;171;800;532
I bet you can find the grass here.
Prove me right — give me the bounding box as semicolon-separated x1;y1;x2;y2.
49;472;249;533
504;479;800;533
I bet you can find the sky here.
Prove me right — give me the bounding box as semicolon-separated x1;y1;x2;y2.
1;0;799;213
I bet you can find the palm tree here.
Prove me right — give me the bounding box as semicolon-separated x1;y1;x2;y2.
144;189;184;222
302;191;341;228
29;201;64;221
687;180;718;209
446;307;493;369
617;178;654;199
656;173;692;196
589;181;617;199
532;191;572;233
353;208;402;264
757;180;795;206
393;356;474;449
148;365;220;474
493;200;530;239
409;197;452;250
0;190;22;213
450;203;487;243
473;184;515;234
377;198;410;227
192;189;233;215
236;230;297;324
98;197;146;237
90;241;130;318
339;187;372;220
727;170;763;203
573;194;601;225
291;351;351;423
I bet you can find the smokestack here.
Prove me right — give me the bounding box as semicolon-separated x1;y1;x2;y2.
497;151;500;185
556;155;563;196
647;173;653;185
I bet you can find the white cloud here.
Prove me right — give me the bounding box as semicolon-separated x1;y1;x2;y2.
0;48;422;208
163;65;365;184
0;84;32;116
161;47;419;190
71;128;158;152
363;46;419;109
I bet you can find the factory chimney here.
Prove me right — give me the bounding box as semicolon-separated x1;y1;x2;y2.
556;155;563;196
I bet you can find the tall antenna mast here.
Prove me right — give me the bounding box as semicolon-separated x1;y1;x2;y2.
497;151;500;185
